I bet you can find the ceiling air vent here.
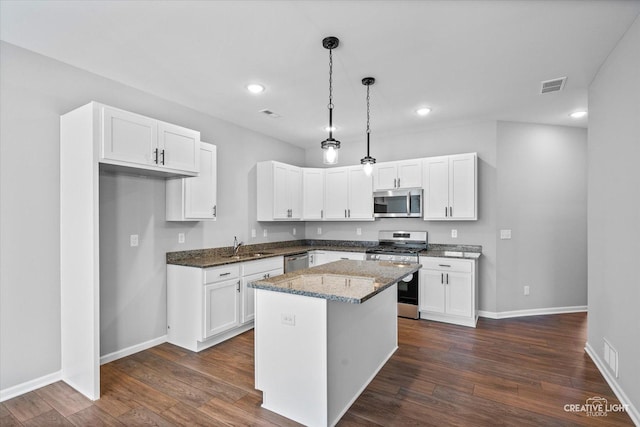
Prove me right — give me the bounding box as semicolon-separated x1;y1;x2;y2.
540;77;567;94
259;109;281;118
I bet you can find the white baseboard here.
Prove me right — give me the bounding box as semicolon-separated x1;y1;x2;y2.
478;305;587;319
585;342;639;426
100;335;168;365
0;370;62;402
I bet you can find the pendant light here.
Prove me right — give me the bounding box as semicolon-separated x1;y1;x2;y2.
360;77;376;176
320;36;340;165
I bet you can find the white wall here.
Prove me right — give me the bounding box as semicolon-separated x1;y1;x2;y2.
496;122;587;312
0;42;304;390
587;15;640;413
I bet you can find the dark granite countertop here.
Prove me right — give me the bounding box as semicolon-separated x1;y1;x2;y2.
248;260;421;304
166;239;482;268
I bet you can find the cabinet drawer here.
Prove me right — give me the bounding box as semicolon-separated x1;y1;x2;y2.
204;265;240;284
241;256;284;276
419;257;472;273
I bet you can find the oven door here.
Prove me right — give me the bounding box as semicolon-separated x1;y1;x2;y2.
397;271;419;319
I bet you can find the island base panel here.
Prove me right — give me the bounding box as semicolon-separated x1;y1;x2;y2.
254;285;398;427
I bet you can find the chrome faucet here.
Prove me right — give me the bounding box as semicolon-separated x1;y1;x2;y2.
233;236;243;256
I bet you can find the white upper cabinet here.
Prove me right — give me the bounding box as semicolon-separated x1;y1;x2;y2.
423;153;477;220
166;142;217;221
373;159;422;190
324;166;373;221
257;161;303;221
302;168;325;220
100;104;199;176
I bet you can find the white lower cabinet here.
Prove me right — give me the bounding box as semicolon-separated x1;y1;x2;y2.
167;256;283;352
309;250;365;266
240;258;283;323
418;256;478;327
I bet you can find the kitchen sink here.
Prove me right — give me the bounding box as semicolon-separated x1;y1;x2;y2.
225;252;274;259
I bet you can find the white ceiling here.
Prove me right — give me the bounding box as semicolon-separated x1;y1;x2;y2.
2;1;639;148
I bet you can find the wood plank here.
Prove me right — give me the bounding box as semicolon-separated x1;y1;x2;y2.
66;405;124;427
35;381;93;417
21;409;74;427
3;392;53;422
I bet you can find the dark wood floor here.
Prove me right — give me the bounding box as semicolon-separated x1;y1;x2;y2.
1;313;633;426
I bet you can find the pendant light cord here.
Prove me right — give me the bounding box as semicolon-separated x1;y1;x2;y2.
366;83;371;156
328;48;334;138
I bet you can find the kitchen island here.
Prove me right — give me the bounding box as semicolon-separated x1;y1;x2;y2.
249;260;421;427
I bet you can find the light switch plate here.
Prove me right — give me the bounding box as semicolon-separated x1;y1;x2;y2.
356;228;362;236
293;227;296;236
317;227;322;235
281;313;295;326
263;229;268;237
178;233;185;244
130;234;139;247
500;229;512;240
451;229;458;238
251;229;256;238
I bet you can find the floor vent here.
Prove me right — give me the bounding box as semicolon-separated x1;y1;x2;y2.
259;109;281;118
540;77;567;94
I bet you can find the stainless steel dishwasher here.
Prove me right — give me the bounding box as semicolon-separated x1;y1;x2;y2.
284;253;309;273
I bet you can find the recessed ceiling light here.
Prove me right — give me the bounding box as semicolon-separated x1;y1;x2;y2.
325;126;336;132
416;107;432;116
247;84;265;94
569;110;587;119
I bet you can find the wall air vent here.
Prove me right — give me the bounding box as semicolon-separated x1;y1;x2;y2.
540;77;567;94
259;109;281;118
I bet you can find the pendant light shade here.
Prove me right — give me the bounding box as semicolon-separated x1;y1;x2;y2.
360;77;376;176
320;36;340;165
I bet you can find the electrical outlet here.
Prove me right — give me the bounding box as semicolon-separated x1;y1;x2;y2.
317;227;322;235
178;233;185;244
130;234;139;247
251;229;256;238
263;229;268;237
356;227;362;236
451;229;458;238
500;229;512;240
281;313;295;326
293;227;296;236
524;285;530;296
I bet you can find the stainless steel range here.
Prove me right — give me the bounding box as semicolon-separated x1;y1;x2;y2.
366;230;428;319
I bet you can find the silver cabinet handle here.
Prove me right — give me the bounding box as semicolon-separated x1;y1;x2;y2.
310;255;314;264
344;209;347;218
449;206;452;217
446;274;449;285
393;178;397;188
439;264;451;268
219;272;231;277
154;148;159;164
348;209;351;218
213;205;217;217
236;281;240;292
160;149;165;165
441;273;444;284
320;209;323;219
398;177;401;188
445;207;448;217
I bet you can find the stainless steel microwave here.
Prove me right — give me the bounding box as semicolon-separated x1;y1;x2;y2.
373;188;423;218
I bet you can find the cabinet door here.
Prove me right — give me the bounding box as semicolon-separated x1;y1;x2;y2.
324;168;349;219
102;106;157;165
374;163;398;190
347;166;373;220
302;169;325;220
241;268;282;324
419;269;446;313
272;163;291;219
157;122;199;173
445;272;473;317
397;160;422;188
184;143;217;219
288;166;303;220
423;156;450;220
449;153;476;220
203;280;240;339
